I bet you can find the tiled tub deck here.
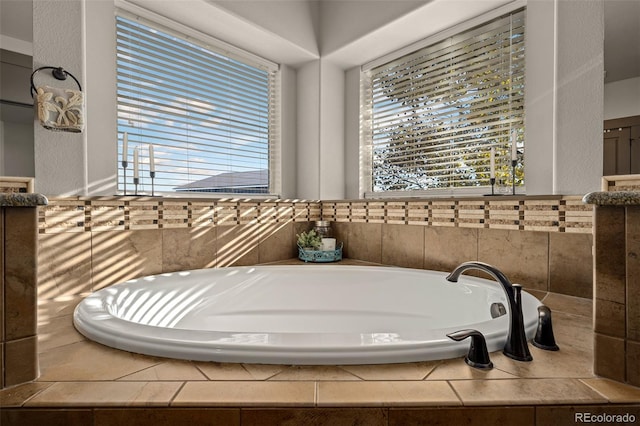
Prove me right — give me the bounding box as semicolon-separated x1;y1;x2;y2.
2;265;640;425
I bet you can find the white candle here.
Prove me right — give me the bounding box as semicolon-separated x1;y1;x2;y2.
511;129;518;161
122;132;128;163
133;148;139;179
321;238;336;251
148;144;155;172
490;147;495;179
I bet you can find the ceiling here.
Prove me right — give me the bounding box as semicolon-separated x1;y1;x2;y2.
1;0;639;83
603;0;640;83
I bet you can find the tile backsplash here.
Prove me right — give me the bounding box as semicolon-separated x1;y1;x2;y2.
38;197;319;299
37;196;594;300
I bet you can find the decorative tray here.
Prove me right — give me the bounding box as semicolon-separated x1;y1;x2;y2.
298;242;343;263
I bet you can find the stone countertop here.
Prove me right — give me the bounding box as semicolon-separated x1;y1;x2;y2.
0;193;48;207
583;191;640;206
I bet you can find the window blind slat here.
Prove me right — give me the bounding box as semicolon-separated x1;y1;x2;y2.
117;21;269;82
116;56;269;102
361;9;525;194
371;88;525;128
116;15;278;195
118;97;269;136
370;52;525;102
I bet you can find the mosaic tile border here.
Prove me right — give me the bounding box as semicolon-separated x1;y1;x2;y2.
321;197;592;234
39;198;321;234
602;175;640;192
39;196;593;234
0;177;34;193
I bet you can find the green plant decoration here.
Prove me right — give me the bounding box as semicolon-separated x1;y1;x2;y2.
297;229;322;250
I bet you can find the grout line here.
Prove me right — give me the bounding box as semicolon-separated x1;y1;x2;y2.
421;361;442;381
314;381;319;407
445;380;464;406
546;231;551;293
110;362;166;382
193;363;211;381
14;381;56;407
575;378;614;403
242;364;281;381
168;381;187;406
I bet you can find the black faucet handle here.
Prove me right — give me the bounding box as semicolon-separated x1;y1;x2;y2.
447;329;493;370
533;305;560;351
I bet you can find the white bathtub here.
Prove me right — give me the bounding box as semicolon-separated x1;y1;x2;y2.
73;265;542;365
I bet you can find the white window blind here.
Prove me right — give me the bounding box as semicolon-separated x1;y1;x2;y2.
116;15;280;195
361;9;525;196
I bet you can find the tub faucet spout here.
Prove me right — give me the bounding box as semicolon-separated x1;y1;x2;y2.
446;261;532;362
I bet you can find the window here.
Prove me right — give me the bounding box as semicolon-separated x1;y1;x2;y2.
116;15;280;195
360;9;525;196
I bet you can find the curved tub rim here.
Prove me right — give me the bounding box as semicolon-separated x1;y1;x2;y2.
73;264;542;365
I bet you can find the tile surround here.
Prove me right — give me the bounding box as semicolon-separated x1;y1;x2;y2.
38;198;319;295
316;381;460;407
196;363;281;381
450;378;606;406
40;196;591;234
478;228;549;291
381;224;424;269
1;408;93;426
161;227;217;272
331;218;592;297
91;229;163;292
627;341;640;386
340;362;438;381
4;209;38;340
4;291;640;425
549;232;594;298
39;198;321;234
0;209;3;345
2;206;39;389
93;409;240;426
321;196;592;232
172;381;316;407
38;232;92;299
591;203;640;387
37;340;161;382
388;407;535;426
118;361;208;381
36;196;594;312
602;175;640;192
27;381;184;407
423;226;478;272
7;198;638;424
4;337;38;388
241;408;388;426
339;222;382;263
627;206;640;342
